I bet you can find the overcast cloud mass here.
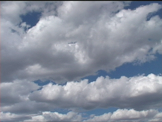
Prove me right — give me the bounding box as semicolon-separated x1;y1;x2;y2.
1;1;162;122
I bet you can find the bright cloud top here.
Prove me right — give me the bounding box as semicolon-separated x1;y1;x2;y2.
1;74;162;114
1;1;162;83
1;109;162;122
29;74;162;110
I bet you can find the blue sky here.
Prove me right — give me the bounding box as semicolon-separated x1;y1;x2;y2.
1;1;162;122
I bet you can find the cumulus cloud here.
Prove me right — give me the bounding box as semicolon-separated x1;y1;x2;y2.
1;1;62;24
85;109;162;122
2;109;162;122
0;112;32;122
28;74;162;110
1;74;162;115
0;79;39;106
1;1;162;83
24;111;82;122
1;1;162;121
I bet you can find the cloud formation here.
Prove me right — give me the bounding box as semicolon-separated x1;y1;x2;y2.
1;1;162;122
1;74;162;115
1;1;162;83
29;74;162;110
85;109;162;122
1;109;162;122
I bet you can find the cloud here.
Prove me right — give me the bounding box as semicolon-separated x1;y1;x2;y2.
1;74;162;115
1;1;162;83
0;79;39;106
1;1;62;24
24;111;82;122
0;112;32;122
2;109;162;122
85;109;162;122
2;2;162;122
28;74;162;110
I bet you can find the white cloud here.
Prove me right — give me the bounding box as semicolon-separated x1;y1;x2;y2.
2;1;162;122
1;74;162;121
1;1;27;24
28;74;162;110
85;109;160;122
0;79;39;106
24;111;82;122
0;112;32;122
2;74;161;114
2;1;162;83
2;109;162;122
1;1;62;24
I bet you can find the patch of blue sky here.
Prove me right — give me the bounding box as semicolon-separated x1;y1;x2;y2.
47;107;119;119
82;53;161;83
125;1;162;11
20;1;162;28
81;107;118;117
81;1;162;83
20;11;41;28
33;53;161;86
33;79;56;86
125;1;162;21
50;108;71;114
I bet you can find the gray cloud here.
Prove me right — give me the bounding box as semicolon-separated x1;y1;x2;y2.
28;74;162;111
1;109;162;122
1;1;162;122
0;112;32;122
1;79;39;106
2;2;162;83
84;109;162;122
24;111;82;122
1;74;162;115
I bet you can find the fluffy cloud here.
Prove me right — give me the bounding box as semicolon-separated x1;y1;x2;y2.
24;111;82;122
1;1;62;24
23;109;162;122
2;109;162;122
0;112;32;122
1;1;162;121
1;74;162;115
85;109;162;122
28;74;162;110
2;1;162;83
0;79;39;106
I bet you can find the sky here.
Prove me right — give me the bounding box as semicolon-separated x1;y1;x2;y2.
1;1;162;122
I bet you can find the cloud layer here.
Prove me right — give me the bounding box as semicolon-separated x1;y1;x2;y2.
1;1;162;122
1;74;162;115
85;109;162;122
27;74;162;110
1;1;162;83
1;109;162;122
